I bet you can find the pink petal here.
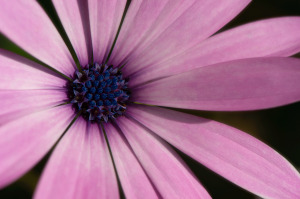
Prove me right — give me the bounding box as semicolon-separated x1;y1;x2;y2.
88;0;127;63
129;17;300;86
116;0;250;76
116;116;212;199
34;119;118;199
104;123;159;199
0;105;74;188
127;105;300;199
0;90;65;125
53;0;92;66
132;57;300;111
109;0;194;66
0;1;75;75
0;49;65;90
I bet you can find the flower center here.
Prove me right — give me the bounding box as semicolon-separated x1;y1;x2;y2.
66;63;130;123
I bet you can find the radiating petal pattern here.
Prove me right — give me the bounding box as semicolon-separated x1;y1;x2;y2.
105;123;159;199
34;119;118;199
127;105;300;199
116;116;212;199
88;0;127;63
0;1;75;75
0;0;299;198
132;57;300;111
53;0;92;66
116;0;250;76
0;49;65;90
0;106;74;188
128;17;300;86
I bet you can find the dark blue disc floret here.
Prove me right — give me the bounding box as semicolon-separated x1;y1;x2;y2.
66;63;130;123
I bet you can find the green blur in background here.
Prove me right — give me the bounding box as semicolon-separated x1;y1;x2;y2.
0;0;299;198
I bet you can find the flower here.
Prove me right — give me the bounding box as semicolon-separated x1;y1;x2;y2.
0;0;300;198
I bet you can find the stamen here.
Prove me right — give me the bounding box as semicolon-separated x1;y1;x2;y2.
66;63;130;123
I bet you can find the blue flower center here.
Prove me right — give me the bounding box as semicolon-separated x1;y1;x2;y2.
67;63;130;123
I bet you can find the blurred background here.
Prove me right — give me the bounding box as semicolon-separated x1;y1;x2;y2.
0;0;300;198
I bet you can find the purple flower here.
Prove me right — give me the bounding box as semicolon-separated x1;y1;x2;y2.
1;0;300;198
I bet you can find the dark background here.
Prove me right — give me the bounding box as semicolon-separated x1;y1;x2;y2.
0;0;300;198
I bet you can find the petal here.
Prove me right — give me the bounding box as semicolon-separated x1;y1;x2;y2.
0;105;74;188
104;123;159;199
0;49;65;90
109;0;194;66
0;0;75;75
34;119;118;199
127;105;300;199
132;57;300;111
0;90;66;125
129;17;300;86
115;0;250;75
53;0;92;66
88;0;127;63
116;116;212;199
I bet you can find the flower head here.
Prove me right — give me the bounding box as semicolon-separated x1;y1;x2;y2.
1;0;300;198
